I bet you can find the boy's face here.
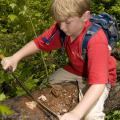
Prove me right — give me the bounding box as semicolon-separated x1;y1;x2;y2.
59;16;85;39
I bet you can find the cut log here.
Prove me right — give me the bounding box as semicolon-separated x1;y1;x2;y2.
0;81;120;120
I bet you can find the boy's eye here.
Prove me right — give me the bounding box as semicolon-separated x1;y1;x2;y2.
66;21;71;24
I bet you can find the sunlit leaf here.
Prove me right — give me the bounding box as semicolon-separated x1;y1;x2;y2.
35;13;41;17
24;5;27;11
9;3;16;9
1;28;7;33
0;93;6;101
0;104;14;115
8;14;17;21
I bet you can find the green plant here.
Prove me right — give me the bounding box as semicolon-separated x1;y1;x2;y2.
0;104;14;116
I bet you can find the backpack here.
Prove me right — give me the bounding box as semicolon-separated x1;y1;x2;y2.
81;13;119;60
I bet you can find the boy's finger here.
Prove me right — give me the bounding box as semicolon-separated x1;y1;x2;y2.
5;66;13;73
0;59;13;72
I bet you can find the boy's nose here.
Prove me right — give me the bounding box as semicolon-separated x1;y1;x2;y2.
60;22;66;32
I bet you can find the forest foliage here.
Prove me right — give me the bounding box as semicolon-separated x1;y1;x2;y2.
0;0;120;119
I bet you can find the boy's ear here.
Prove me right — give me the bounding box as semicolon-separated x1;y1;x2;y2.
82;11;91;22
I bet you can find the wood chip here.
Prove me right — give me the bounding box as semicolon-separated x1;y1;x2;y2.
25;101;37;110
38;95;47;101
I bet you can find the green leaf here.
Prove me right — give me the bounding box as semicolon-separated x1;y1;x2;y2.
23;5;27;11
9;3;16;9
35;13;41;17
0;104;14;115
1;28;7;33
0;93;6;101
8;14;17;22
19;6;27;15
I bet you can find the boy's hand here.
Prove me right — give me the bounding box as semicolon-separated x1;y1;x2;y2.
1;56;18;72
59;111;80;120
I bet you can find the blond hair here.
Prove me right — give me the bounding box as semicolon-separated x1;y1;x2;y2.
50;0;90;21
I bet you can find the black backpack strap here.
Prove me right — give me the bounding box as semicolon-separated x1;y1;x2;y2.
58;28;66;51
42;29;59;45
82;23;101;60
42;24;66;50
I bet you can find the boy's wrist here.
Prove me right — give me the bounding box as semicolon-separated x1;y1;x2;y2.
71;109;83;120
12;53;22;62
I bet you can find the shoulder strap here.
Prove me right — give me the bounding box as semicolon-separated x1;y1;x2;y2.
82;23;101;60
42;24;66;47
59;28;66;50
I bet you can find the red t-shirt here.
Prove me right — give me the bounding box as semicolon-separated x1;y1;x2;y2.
34;21;116;85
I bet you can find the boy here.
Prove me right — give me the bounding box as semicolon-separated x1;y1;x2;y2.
1;0;116;119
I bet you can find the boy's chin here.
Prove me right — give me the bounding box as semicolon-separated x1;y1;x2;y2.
65;32;71;36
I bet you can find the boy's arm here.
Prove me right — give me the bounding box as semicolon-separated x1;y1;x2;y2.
60;84;105;120
72;84;105;119
1;41;39;71
1;23;61;71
